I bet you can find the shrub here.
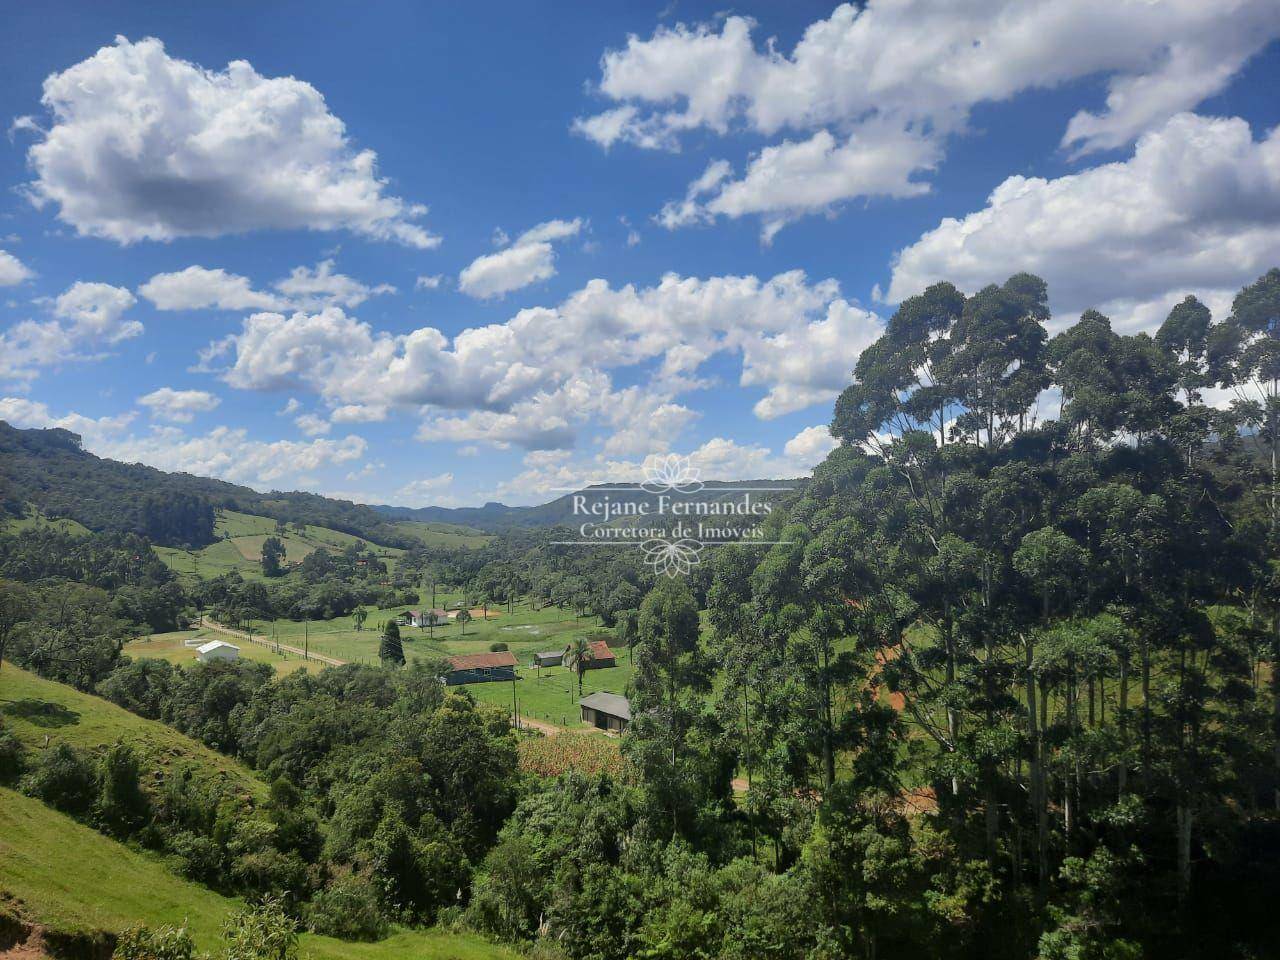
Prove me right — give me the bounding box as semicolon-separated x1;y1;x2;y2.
166;830;225;886
222;899;297;960
98;740;151;837
21;742;95;817
0;725;25;784
488;642;509;652
112;923;196;960
306;875;388;942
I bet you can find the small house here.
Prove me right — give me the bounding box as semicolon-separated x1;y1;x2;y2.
533;650;563;668
445;650;518;685
579;692;630;733
406;609;449;628
195;639;240;663
584;639;617;670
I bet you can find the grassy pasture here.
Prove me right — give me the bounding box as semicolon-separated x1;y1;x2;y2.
123;630;324;675
392;519;493;549
239;595;635;729
0;661;266;802
0;506;92;537
0;787;517;960
153;509;405;581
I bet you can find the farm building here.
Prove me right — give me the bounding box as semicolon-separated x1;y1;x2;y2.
579;692;630;733
406;609;449;627
584;639;616;669
532;650;563;667
445;650;518;685
195;639;240;663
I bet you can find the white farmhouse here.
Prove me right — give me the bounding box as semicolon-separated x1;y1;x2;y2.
195;639;240;663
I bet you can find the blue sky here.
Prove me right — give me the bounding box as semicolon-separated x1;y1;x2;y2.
1;1;1278;506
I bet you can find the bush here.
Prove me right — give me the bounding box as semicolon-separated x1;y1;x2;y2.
488;642;509;652
166;830;225;885
306;875;388;942
112;923;196;960
0;726;25;784
222;899;297;960
98;740;150;837
21;742;95;817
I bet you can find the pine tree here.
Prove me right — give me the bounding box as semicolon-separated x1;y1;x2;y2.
380;620;404;667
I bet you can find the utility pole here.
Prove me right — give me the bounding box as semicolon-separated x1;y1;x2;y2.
304;618;309;661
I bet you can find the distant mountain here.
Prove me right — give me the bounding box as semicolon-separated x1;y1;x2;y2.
373;479;805;531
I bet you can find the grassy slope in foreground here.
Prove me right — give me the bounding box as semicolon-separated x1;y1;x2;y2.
0;788;515;960
0;661;266;803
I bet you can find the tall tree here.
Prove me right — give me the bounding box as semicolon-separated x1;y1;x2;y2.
380;619;405;667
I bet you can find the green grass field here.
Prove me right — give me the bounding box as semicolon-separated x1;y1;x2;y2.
392;520;493;549
248;595;605;664
154;509;406;581
124;630;325;676
240;596;634;729
470;656;635;731
0;788;516;960
0;505;92;537
0;661;266;802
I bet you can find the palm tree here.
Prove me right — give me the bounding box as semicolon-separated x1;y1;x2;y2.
456;608;472;636
563;637;594;699
353;608;368;632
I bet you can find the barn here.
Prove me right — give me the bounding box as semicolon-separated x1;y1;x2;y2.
195;639;240;663
445;650;518;685
579;692;630;733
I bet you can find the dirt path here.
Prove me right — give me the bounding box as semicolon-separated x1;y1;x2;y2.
199;618;347;668
515;716;566;737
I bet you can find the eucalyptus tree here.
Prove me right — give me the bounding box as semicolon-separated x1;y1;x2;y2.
627;578;725;838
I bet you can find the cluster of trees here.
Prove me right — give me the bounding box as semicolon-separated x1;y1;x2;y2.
461;270;1280;959
5;652;521;941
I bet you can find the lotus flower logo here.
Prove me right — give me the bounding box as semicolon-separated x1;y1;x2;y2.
642;453;703;494
642;537;704;578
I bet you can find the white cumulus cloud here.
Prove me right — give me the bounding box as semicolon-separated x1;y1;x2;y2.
137;387;221;423
0;282;139;385
458;218;583;299
888;113;1280;331
0;250;34;286
22;36;438;248
580;2;1279;237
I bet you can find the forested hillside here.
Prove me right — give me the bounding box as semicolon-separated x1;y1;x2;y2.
0;423;415;549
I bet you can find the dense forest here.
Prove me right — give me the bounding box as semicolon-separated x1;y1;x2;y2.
1;268;1278;959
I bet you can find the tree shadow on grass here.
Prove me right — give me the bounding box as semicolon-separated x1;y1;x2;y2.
0;698;81;728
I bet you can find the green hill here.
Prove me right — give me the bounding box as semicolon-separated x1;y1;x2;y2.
0;788;515;960
391;520;492;549
0;422;416;549
0;662;266;803
153;509;405;581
